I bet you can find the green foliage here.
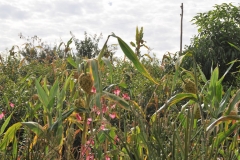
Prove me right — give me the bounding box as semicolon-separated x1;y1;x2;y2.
1;23;240;159
112;34;159;85
184;3;240;85
71;31;102;58
130;26;149;58
19;35;56;62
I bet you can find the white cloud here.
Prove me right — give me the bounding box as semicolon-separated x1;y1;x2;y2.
0;0;238;59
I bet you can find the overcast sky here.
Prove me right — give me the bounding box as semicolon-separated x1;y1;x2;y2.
0;0;238;59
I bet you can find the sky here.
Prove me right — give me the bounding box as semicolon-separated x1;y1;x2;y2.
0;0;239;60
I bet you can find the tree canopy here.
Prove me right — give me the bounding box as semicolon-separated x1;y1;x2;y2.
184;3;240;84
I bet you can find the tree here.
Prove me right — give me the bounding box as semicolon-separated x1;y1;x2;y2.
71;31;102;59
18;34;64;63
184;3;240;84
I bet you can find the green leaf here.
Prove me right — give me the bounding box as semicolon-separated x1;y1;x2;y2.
35;79;49;110
21;122;44;136
66;38;73;47
136;26;139;43
57;42;64;52
225;89;240;115
215;82;223;103
97;130;108;143
55;122;63;146
0;122;22;150
0;113;13;135
217;86;231;115
206;115;240;132
114;36;158;85
67;56;77;68
142;54;152;61
69;77;75;93
63;73;72;91
118;82;127;89
90;59;102;109
103;84;116;92
218;60;235;83
228;42;240;51
103;91;130;110
151;93;198;122
197;64;207;83
212;122;240;147
49;80;59;101
210;67;219;85
3;95;10;109
97;35;110;61
175;52;192;70
130;42;136;47
102;58;113;84
139;27;143;37
50;107;76;134
12;136;18;159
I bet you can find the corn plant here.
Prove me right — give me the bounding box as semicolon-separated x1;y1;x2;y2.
1;28;240;160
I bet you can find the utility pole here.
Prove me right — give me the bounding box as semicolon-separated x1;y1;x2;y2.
180;3;183;55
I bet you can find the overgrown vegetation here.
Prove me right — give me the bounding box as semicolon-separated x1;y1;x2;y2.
183;3;240;86
0;3;240;160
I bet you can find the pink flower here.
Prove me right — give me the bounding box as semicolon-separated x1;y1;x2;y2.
97;110;101;115
114;135;120;145
0;112;5;120
91;87;96;94
92;105;98;112
102;104;108;113
109;113;116;119
86;154;94;160
113;87;120;96
105;155;110;160
101;97;106;104
86;139;94;145
9;102;14;108
122;93;130;100
114;135;120;143
76;113;82;121
100;123;105;130
81;145;91;156
92;105;101;115
87;118;92;125
110;103;116;109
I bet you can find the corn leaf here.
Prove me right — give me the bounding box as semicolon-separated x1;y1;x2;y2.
228;42;240;51
35;79;49;109
114;36;158;85
212;122;240;147
218;60;235;83
103;91;130;110
217;86;231;115
22;122;44;136
12;136;18;159
209;67;219;87
0;113;13;135
0;122;22;150
206;115;240;132
49;80;59;102
90;59;102;109
50;107;76;133
97;35;110;61
151;93;198;122
67;56;77;68
225;89;240;115
102;58;113;84
197;64;207;83
175;52;192;70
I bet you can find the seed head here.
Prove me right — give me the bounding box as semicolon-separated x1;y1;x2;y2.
78;73;93;94
184;79;197;94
